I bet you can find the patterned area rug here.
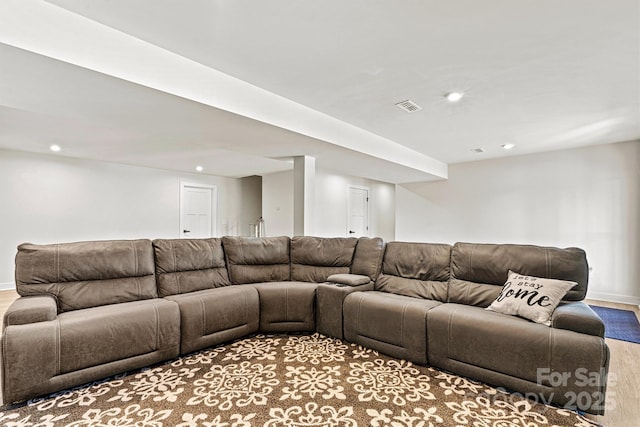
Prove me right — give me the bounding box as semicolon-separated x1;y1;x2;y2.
1;333;597;426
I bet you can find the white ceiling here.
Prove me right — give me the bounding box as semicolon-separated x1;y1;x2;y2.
1;0;638;183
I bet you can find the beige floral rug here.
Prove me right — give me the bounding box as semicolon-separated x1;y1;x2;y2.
1;333;598;426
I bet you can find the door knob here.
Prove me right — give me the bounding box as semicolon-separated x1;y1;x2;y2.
348;230;355;234
183;230;191;233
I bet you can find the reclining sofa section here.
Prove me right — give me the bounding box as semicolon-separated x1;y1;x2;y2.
1;236;609;415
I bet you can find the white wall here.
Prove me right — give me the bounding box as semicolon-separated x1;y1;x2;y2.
396;141;640;305
0;149;245;287
315;170;395;241
262;168;395;240
262;170;294;237
239;175;262;236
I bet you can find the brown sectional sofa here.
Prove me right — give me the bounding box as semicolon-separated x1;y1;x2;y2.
1;236;609;415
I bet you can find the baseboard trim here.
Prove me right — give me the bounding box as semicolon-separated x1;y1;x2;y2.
586;291;640;306
0;282;15;291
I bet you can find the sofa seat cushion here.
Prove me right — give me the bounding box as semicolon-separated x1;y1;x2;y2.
165;286;259;354
427;303;609;385
58;299;180;375
343;291;442;365
252;282;317;332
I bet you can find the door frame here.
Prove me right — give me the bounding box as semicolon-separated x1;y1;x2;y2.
346;185;370;237
179;182;218;238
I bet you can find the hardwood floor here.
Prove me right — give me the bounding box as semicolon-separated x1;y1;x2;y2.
582;299;640;427
0;290;637;425
0;289;18;330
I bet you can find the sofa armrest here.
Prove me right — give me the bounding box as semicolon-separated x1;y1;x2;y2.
3;296;57;328
551;301;605;337
327;273;371;286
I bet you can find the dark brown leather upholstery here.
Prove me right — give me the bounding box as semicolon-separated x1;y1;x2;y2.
154;238;258;354
316;281;374;339
153;238;230;297
165;286;259;354
344;292;441;364
15;240;157;312
350;237;385;281
222;236;290;284
375;242;451;302
2;295;57;327
5;239;179;405
57;300;179;374
343;241;450;363
290;236;357;282
252;282;317;332
2;298;179;404
428;303;609;414
449;242;589;307
551;301;605;337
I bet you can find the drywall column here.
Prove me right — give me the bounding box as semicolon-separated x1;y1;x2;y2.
293;156;315;236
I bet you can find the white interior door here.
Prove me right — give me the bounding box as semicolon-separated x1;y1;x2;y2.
347;186;369;237
180;183;216;238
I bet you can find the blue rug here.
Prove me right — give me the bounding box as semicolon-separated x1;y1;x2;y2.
590;305;640;344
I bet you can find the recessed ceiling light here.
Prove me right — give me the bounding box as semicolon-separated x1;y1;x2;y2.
444;92;464;102
502;143;515;150
195;165;203;172
49;144;61;152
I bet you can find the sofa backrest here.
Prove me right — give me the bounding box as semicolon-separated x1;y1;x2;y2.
290;236;358;282
222;236;290;284
449;242;589;307
351;237;385;281
375;242;451;302
15;239;157;313
153;238;230;297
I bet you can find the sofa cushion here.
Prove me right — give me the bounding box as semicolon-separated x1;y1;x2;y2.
252;282;317;332
290;236;357;282
165;286;259;354
375;242;451;302
449;242;589;307
350;237;385;281
343;291;442;364
15;240;157;312
427;303;609;414
58;299;180;374
153;238;230;297
486;271;576;325
222;236;290;284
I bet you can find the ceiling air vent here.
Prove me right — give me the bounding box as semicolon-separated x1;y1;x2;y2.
395;100;422;113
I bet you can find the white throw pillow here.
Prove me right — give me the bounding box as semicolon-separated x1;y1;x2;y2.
486;270;577;326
